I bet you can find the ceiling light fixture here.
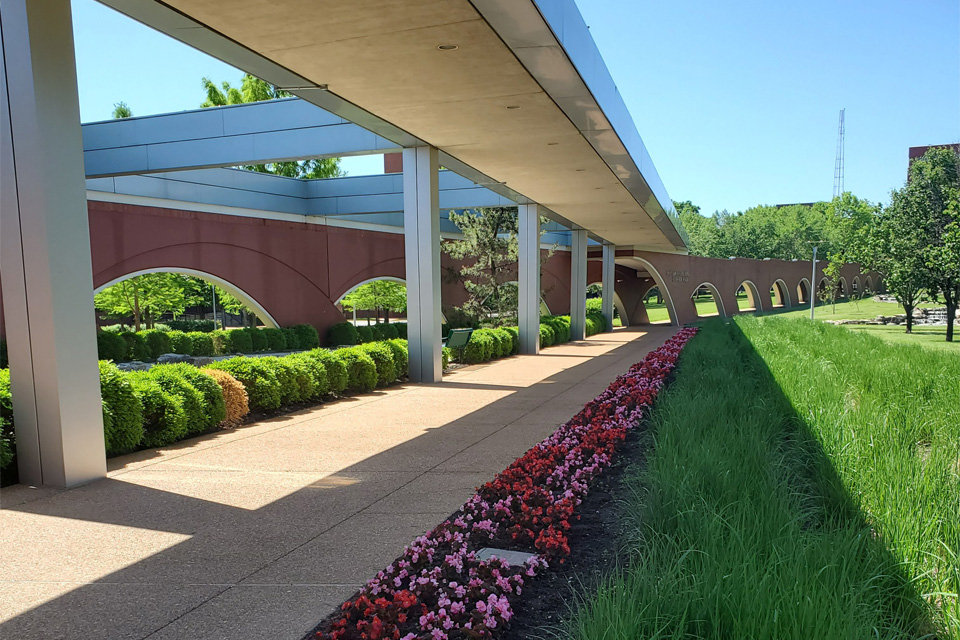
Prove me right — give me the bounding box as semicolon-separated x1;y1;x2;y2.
505;105;522;110
547;142;559;146
438;44;459;51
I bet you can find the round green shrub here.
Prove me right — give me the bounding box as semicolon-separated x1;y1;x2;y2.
305;349;347;394
262;328;287;352
285;353;329;399
463;331;495;363
333;347;378;394
188;332;215;357
119;332;150;361
292;324;320;349
167;330;193;355
393;323;408;339
150;364;226;431
503;327;520;355
208;357;282;411
98;361;144;456
248;328;268;352
359;342;397;387
492;328;514;357
356;325;375;344
227;329;253;354
383;339;408;378
147;366;206;436
97;331;129;362
368;324;385;341
378;323;399;339
327;322;359;347
139;330;172;360
260;357;312;404
280;327;300;351
442;347;452;370
127;372;187;448
539;324;555;348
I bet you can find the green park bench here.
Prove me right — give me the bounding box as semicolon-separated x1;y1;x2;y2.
442;328;474;363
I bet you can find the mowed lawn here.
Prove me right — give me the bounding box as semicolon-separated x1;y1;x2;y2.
570;317;959;639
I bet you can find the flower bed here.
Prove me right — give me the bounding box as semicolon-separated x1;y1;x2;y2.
317;327;698;640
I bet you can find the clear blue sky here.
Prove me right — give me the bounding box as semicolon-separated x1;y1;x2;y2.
71;0;959;213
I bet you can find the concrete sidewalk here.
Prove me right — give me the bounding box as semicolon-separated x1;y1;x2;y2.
0;326;675;640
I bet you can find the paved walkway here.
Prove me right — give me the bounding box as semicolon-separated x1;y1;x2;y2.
0;326;675;640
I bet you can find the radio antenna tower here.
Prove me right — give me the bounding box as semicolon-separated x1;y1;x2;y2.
832;109;845;199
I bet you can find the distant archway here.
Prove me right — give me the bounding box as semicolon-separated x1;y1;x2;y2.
735;280;762;312
692;282;725;318
771;279;791;308
852;276;861;296
617;256;679;326
587;281;627;326
864;275;874;293
838;277;848;298
94;267;280;328
797;278;810;305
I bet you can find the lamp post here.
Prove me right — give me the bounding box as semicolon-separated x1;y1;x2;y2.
211;283;218;329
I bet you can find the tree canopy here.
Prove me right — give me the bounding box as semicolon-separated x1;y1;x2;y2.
94;273;187;331
341;281;407;321
199;74;344;179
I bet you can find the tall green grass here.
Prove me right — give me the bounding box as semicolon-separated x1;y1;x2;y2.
569;318;958;639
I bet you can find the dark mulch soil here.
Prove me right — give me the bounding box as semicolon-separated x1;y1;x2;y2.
303;425;651;640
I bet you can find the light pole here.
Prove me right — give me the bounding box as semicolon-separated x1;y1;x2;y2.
211;283;218;329
810;245;818;320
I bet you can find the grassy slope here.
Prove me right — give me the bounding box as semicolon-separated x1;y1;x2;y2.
570;318;958;639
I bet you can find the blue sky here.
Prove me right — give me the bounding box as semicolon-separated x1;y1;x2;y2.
71;0;959;214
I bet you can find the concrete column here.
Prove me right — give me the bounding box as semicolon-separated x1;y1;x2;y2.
569;228;588;340
0;0;106;486
601;243;616;332
402;146;442;382
518;204;541;355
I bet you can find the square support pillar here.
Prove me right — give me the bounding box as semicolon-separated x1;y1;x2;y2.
402;146;442;382
569;229;588;341
601;243;616;332
0;0;106;487
518;204;541;355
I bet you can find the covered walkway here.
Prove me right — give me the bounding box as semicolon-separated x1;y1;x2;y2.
0;326;676;640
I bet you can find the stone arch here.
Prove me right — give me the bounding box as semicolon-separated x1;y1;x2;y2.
94;267;280;328
797;278;810;305
771;279;791;308
838;277;848;298
864;275;873;292
616;256;679;326
735;280;762;312
691;282;726;318
852;276;861;295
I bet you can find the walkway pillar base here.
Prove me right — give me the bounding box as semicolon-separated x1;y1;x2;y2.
518;204;541;355
569;229;588;340
402;146;442;383
0;0;106;487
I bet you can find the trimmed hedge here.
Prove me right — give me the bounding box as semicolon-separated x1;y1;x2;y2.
262;328;287;352
119;331;150;361
328;322;360;346
286;353;329;400
293;324;320;349
379;323;399;340
586;311;606;336
97;331;128;362
128;372;188;448
167;319;216;333
464;330;496;363
99;361;144;456
383;340;408;378
149;365;207;436
141;329;172;360
306;349;348;395
281;327;300;351
356;325;375;344
151;363;226;431
503;327;520;355
168;330;193;355
208;357;282;411
359;342;397;388
539;324;555;348
248;328;268;352
0;369;14;470
393;323;408;339
188;332;215;357
332;348;378;394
